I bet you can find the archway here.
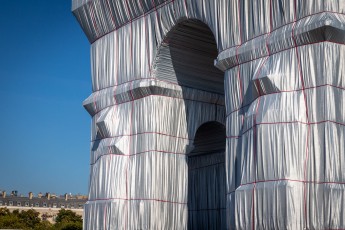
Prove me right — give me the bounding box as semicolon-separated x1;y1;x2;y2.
154;19;226;229
188;122;226;230
154;19;224;93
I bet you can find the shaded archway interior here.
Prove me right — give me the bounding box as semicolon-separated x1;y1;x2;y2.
154;19;226;229
189;121;226;156
188;122;226;230
154;19;224;94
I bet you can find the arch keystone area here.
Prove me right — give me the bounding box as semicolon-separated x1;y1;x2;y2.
73;0;345;229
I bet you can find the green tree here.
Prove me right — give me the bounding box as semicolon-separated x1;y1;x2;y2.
0;208;26;229
54;209;82;230
19;209;41;229
55;209;82;223
0;215;28;229
0;207;51;230
34;220;54;230
55;221;83;230
0;207;83;230
0;207;11;216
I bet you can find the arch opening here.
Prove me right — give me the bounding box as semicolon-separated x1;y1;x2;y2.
154;19;224;94
188;122;226;230
155;19;226;229
190;121;226;156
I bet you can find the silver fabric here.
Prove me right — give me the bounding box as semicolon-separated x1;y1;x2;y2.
72;0;345;229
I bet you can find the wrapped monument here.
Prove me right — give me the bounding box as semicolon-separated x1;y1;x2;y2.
72;0;345;229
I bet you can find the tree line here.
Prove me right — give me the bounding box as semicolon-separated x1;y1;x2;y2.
0;207;82;230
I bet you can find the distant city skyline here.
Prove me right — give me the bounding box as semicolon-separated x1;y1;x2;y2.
0;1;91;195
0;189;86;197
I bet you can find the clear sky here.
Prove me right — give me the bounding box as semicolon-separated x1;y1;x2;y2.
0;1;91;196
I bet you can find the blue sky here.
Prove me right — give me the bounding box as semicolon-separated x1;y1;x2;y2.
0;1;91;196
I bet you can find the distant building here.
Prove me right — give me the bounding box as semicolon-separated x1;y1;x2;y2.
0;191;87;223
0;191;87;210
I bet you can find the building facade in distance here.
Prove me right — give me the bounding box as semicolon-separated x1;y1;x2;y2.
0;191;87;222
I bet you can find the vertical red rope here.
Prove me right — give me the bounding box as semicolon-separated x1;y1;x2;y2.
138;0;151;75
251;1;274;228
125;81;135;230
130;23;133;70
103;203;107;230
123;2;133;229
251;98;259;230
125;0;133;66
235;1;246;227
89;1;100;38
292;0;310;228
236;0;244;110
105;0;116;28
113;32;119;104
235;0;244;126
251;56;269;230
106;0;118;105
266;0;272;57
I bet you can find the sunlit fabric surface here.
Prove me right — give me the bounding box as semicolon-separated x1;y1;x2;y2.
73;0;345;229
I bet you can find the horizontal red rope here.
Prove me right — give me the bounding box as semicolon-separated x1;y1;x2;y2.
226;82;345;117
92;131;192;142
87;197;187;205
226;119;345;139
90;149;186;165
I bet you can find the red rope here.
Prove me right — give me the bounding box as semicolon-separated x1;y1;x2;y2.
88;1;100;37
226;81;345;118
220;10;345;53
105;0;116;28
88;197;187;205
293;0;310;227
90;149;186;166
92;131;192;142
226;119;345;140
251;56;269;230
